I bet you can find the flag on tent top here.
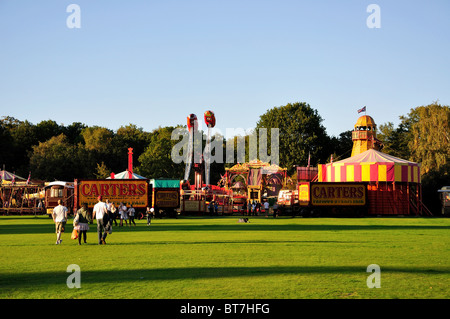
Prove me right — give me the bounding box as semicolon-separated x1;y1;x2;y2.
358;106;366;113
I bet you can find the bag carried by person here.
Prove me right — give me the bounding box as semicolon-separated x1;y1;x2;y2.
73;213;79;227
71;228;78;240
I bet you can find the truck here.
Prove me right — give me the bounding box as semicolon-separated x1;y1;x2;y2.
277;189;299;216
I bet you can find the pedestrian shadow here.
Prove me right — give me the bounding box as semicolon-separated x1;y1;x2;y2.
1;265;449;290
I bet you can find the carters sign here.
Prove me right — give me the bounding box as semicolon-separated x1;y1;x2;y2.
310;183;366;206
154;190;179;208
75;179;150;208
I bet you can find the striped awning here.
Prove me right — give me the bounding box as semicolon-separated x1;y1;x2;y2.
318;149;421;183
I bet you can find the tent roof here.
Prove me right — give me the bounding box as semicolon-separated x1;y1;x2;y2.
150;179;180;188
44;181;74;189
226;160;286;172
107;171;147;179
333;149;418;165
231;181;245;188
0;170;26;181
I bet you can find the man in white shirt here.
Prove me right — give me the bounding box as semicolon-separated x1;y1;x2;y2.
93;195;108;245
52;200;68;244
264;200;270;217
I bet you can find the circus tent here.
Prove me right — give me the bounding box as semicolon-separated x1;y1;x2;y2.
107;170;147;179
0;170;26;182
318;149;420;183
316;149;430;215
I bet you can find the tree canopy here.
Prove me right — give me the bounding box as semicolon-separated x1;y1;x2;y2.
255;102;331;175
2;100;447;201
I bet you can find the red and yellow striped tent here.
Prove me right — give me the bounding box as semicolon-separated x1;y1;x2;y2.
318;149;421;184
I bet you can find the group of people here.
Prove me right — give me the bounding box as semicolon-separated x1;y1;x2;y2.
242;200;269;216
106;200;138;228
241;200;279;217
51;196;156;245
208;201;219;215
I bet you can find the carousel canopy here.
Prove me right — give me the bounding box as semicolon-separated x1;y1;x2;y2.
0;170;26;181
107;171;147;179
231;181;245;189
226;160;286;173
318;149;421;183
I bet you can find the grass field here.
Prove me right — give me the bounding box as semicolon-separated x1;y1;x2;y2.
0;215;448;299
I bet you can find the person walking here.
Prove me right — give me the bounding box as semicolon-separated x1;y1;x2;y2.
119;202;128;227
128;204;136;227
209;201;214;216
264;200;270;217
273;202;279;218
74;202;91;245
93;195;108;245
242;201;247;216
256;201;261;216
146;207;154;226
105;199;112;219
110;202;118;226
52;199;68;244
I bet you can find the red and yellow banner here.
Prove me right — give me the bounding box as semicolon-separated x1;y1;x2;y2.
298;183;310;206
310;183;366;206
318;163;420;183
77;180;149;208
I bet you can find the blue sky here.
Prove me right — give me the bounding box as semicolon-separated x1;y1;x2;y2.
1;0;449;138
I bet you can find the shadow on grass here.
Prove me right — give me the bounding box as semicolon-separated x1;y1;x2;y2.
1;265;449;289
1;221;449;235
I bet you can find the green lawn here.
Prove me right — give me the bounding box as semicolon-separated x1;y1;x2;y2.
0;215;448;299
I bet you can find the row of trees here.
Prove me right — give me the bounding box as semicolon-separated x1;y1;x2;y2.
0;103;352;183
1;101;448;211
0;118;153;181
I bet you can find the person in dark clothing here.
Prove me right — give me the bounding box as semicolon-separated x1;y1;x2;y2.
73;203;91;245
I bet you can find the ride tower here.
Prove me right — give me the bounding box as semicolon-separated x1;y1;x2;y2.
351;115;383;157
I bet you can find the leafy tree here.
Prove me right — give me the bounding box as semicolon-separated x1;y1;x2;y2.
29;134;78;181
328;130;353;162
94;161;111;179
255;102;330;174
2;118;38;175
377;122;411;160
407;102;450;174
35;120;63;143
136;126;185;179
111;124;152;172
81;126;114;152
378;102;450;214
0;122;14;170
62;122;87;145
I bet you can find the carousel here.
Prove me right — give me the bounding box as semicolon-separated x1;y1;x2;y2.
223;159;287;206
0;170;44;215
